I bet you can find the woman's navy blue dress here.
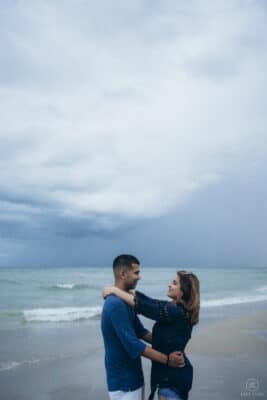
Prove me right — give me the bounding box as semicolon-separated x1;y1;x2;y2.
134;291;193;400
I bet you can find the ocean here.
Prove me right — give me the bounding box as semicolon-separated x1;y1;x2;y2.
0;266;267;374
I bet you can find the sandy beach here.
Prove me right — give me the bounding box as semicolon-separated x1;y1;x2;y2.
0;308;266;400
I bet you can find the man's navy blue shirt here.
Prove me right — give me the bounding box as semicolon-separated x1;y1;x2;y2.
101;294;148;391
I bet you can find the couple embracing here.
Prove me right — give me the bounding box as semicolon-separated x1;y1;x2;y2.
101;255;200;400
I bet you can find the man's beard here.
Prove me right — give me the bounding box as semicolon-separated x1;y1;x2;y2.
125;281;137;291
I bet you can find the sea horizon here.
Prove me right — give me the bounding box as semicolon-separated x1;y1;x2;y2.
1;266;267;326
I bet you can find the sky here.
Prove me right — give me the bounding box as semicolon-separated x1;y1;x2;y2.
0;0;266;267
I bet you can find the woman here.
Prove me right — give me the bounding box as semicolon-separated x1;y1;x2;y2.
103;270;200;400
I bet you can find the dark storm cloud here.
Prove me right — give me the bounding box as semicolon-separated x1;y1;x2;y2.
0;0;267;265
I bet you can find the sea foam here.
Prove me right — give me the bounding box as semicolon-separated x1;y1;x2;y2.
23;306;102;322
202;292;267;308
0;358;41;372
46;283;98;290
256;285;267;293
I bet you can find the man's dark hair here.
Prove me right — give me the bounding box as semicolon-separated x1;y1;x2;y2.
113;254;140;277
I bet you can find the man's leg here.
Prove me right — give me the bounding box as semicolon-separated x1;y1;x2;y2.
109;386;144;400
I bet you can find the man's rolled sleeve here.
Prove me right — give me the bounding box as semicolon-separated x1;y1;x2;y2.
109;300;146;359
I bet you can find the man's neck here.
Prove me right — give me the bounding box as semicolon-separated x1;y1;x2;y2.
114;281;128;291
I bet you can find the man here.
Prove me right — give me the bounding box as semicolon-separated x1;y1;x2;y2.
101;254;185;400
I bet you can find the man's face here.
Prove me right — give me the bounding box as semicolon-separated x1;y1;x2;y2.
124;263;141;290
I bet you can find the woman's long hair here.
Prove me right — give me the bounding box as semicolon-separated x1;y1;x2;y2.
177;270;200;326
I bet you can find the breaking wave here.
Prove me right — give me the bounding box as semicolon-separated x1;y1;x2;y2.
22;306;102;322
202;291;267;308
44;283;98;290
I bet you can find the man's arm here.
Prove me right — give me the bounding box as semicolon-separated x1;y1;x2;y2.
135;317;184;367
142;331;152;344
142;347;185;367
140;329;184;366
109;298;185;367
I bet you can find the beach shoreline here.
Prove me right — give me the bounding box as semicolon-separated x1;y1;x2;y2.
0;307;266;400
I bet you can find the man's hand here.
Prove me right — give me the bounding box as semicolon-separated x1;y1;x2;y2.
168;351;185;368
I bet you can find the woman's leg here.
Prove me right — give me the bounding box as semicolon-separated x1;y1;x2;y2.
158;387;183;400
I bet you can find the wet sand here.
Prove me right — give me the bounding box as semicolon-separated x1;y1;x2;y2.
0;310;266;400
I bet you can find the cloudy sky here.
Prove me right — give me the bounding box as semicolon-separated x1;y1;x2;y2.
0;0;266;267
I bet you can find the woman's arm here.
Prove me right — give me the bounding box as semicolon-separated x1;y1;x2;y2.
135;291;186;323
102;286;135;306
102;287;186;324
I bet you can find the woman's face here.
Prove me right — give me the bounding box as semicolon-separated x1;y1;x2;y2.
167;274;183;301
